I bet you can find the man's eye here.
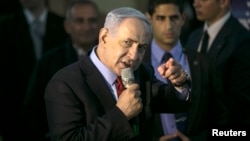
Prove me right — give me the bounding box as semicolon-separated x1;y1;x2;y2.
156;16;165;21
138;44;147;52
73;18;84;24
170;16;179;21
89;18;97;24
124;40;132;46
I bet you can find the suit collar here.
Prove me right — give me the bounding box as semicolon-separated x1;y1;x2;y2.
143;42;152;64
189;29;204;52
23;8;48;25
79;54;117;111
204;12;231;40
208;16;235;57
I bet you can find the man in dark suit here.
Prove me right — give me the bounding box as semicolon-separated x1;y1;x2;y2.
157;50;227;141
186;0;250;129
144;0;227;140
0;0;67;140
22;1;101;141
45;7;191;141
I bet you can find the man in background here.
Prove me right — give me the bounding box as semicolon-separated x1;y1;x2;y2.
0;0;67;140
186;0;250;130
145;0;189;140
145;0;228;140
22;0;101;141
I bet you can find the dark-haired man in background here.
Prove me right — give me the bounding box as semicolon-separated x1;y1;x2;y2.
145;0;228;140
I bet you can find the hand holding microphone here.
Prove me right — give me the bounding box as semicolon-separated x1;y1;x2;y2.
116;68;142;120
116;68;141;136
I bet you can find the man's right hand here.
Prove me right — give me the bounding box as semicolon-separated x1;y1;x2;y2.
116;83;142;120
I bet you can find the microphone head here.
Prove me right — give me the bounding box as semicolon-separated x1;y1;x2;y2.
121;68;135;88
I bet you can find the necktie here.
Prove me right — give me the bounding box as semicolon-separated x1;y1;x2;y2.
161;52;173;64
31;19;45;60
115;76;124;97
200;30;209;54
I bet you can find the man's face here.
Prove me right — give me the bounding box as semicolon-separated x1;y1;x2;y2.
147;4;184;48
193;0;224;25
65;4;100;46
98;18;151;76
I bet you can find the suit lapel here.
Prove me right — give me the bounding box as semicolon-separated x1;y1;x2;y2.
16;11;36;75
189;29;203;51
43;12;55;52
17;11;35;59
143;44;152;64
80;55;117;112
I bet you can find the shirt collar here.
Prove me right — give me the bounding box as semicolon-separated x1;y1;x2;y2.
151;39;183;63
73;44;86;58
23;8;48;25
204;12;231;40
89;46;117;85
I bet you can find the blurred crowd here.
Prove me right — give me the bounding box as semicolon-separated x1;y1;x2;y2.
0;0;249;141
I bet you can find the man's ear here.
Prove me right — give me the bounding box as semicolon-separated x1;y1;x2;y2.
181;12;187;26
99;28;109;45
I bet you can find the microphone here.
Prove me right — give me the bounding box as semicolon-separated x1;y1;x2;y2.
121;68;135;88
121;68;139;136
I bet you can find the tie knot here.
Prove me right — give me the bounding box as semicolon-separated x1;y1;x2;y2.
203;30;209;39
161;52;173;64
31;19;45;37
116;76;123;86
200;30;210;54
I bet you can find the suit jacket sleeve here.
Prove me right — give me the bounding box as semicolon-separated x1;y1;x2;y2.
139;63;190;113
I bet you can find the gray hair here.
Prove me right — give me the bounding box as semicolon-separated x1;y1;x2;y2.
104;7;152;36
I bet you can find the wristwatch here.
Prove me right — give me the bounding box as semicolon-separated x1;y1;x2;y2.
173;72;191;87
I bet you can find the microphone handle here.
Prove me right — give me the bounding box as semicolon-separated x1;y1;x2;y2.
121;68;139;136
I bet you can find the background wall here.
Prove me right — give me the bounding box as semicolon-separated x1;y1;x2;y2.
231;0;250;30
48;0;148;17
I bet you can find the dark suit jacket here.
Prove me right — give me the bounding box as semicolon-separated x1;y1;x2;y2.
185;15;250;127
22;39;78;141
143;46;228;141
0;10;67;94
0;10;68;140
44;52;190;141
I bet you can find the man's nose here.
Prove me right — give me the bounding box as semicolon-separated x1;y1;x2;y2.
81;21;92;30
165;18;173;31
193;0;200;8
128;44;139;60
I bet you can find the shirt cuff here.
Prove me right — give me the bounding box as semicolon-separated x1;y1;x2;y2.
174;85;190;101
